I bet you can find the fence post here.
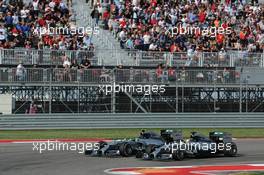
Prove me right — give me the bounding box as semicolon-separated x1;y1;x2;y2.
8;68;13;82
43;69;47;82
32;50;38;65
199;52;204;67
230;54;234;67
111;68;116;113
0;49;2;65
261;52;264;68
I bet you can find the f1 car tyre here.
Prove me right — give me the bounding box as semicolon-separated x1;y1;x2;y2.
224;143;237;157
145;145;156;154
84;150;93;155
135;151;144;158
119;142;133;157
172;150;185;161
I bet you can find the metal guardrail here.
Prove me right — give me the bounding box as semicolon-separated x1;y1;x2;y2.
137;51;264;67
0;49;99;66
0;113;263;130
0;68;242;85
0;49;263;67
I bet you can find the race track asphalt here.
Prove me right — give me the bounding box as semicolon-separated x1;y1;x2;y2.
0;139;263;175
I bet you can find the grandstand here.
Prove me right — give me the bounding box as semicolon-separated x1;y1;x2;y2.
0;0;263;114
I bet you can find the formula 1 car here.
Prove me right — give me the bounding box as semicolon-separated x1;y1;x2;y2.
84;130;173;157
138;130;184;160
143;131;238;161
186;131;238;158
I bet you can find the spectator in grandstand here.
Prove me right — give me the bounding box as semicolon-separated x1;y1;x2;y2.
223;68;230;83
4;12;13;28
80;56;91;69
168;66;176;81
28;103;37;114
156;64;168;82
67;0;73;7
96;0;263;54
63;55;72;81
207;70;214;83
0;30;6;42
187;46;194;61
119;29;127;49
71;58;79;70
16;62;26;81
91;6;100;25
125;36;134;49
0;0;95;63
179;67;187;82
219;48;227;64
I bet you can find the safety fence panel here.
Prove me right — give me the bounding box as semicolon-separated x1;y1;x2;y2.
0;68;244;85
0;49;98;66
0;113;264;130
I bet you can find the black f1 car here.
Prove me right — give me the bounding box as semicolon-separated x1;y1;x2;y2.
84;130;172;157
143;131;238;161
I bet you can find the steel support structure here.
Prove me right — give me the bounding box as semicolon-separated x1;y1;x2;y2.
1;84;264;113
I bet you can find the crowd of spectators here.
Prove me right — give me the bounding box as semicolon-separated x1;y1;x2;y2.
154;64;236;84
0;0;94;51
92;0;264;53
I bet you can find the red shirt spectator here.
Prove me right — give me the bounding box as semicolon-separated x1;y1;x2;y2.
53;0;61;5
119;19;126;28
240;31;247;40
39;19;46;27
156;65;163;77
103;11;110;20
151;0;157;7
199;11;206;23
217;34;225;44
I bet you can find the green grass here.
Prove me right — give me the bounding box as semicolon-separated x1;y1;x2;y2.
231;172;264;175
1;128;264;140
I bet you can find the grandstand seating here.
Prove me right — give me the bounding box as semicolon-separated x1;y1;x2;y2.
95;0;263;53
0;0;264;114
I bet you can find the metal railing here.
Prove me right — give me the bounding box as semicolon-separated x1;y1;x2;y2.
0;49;99;66
1;113;264;129
0;49;263;67
0;67;248;85
133;50;264;67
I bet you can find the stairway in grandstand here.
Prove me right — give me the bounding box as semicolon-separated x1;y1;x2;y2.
73;0;135;66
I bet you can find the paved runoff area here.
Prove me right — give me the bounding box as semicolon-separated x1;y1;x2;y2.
0;139;264;175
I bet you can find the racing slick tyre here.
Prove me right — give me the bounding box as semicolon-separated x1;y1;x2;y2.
135;151;144;158
172;150;185;161
84;150;93;155
145;145;156;154
224;143;238;157
119;143;133;157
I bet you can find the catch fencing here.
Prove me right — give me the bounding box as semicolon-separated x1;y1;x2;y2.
0;68;243;85
0;49;99;66
0;49;263;67
133;51;264;67
0;113;263;130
